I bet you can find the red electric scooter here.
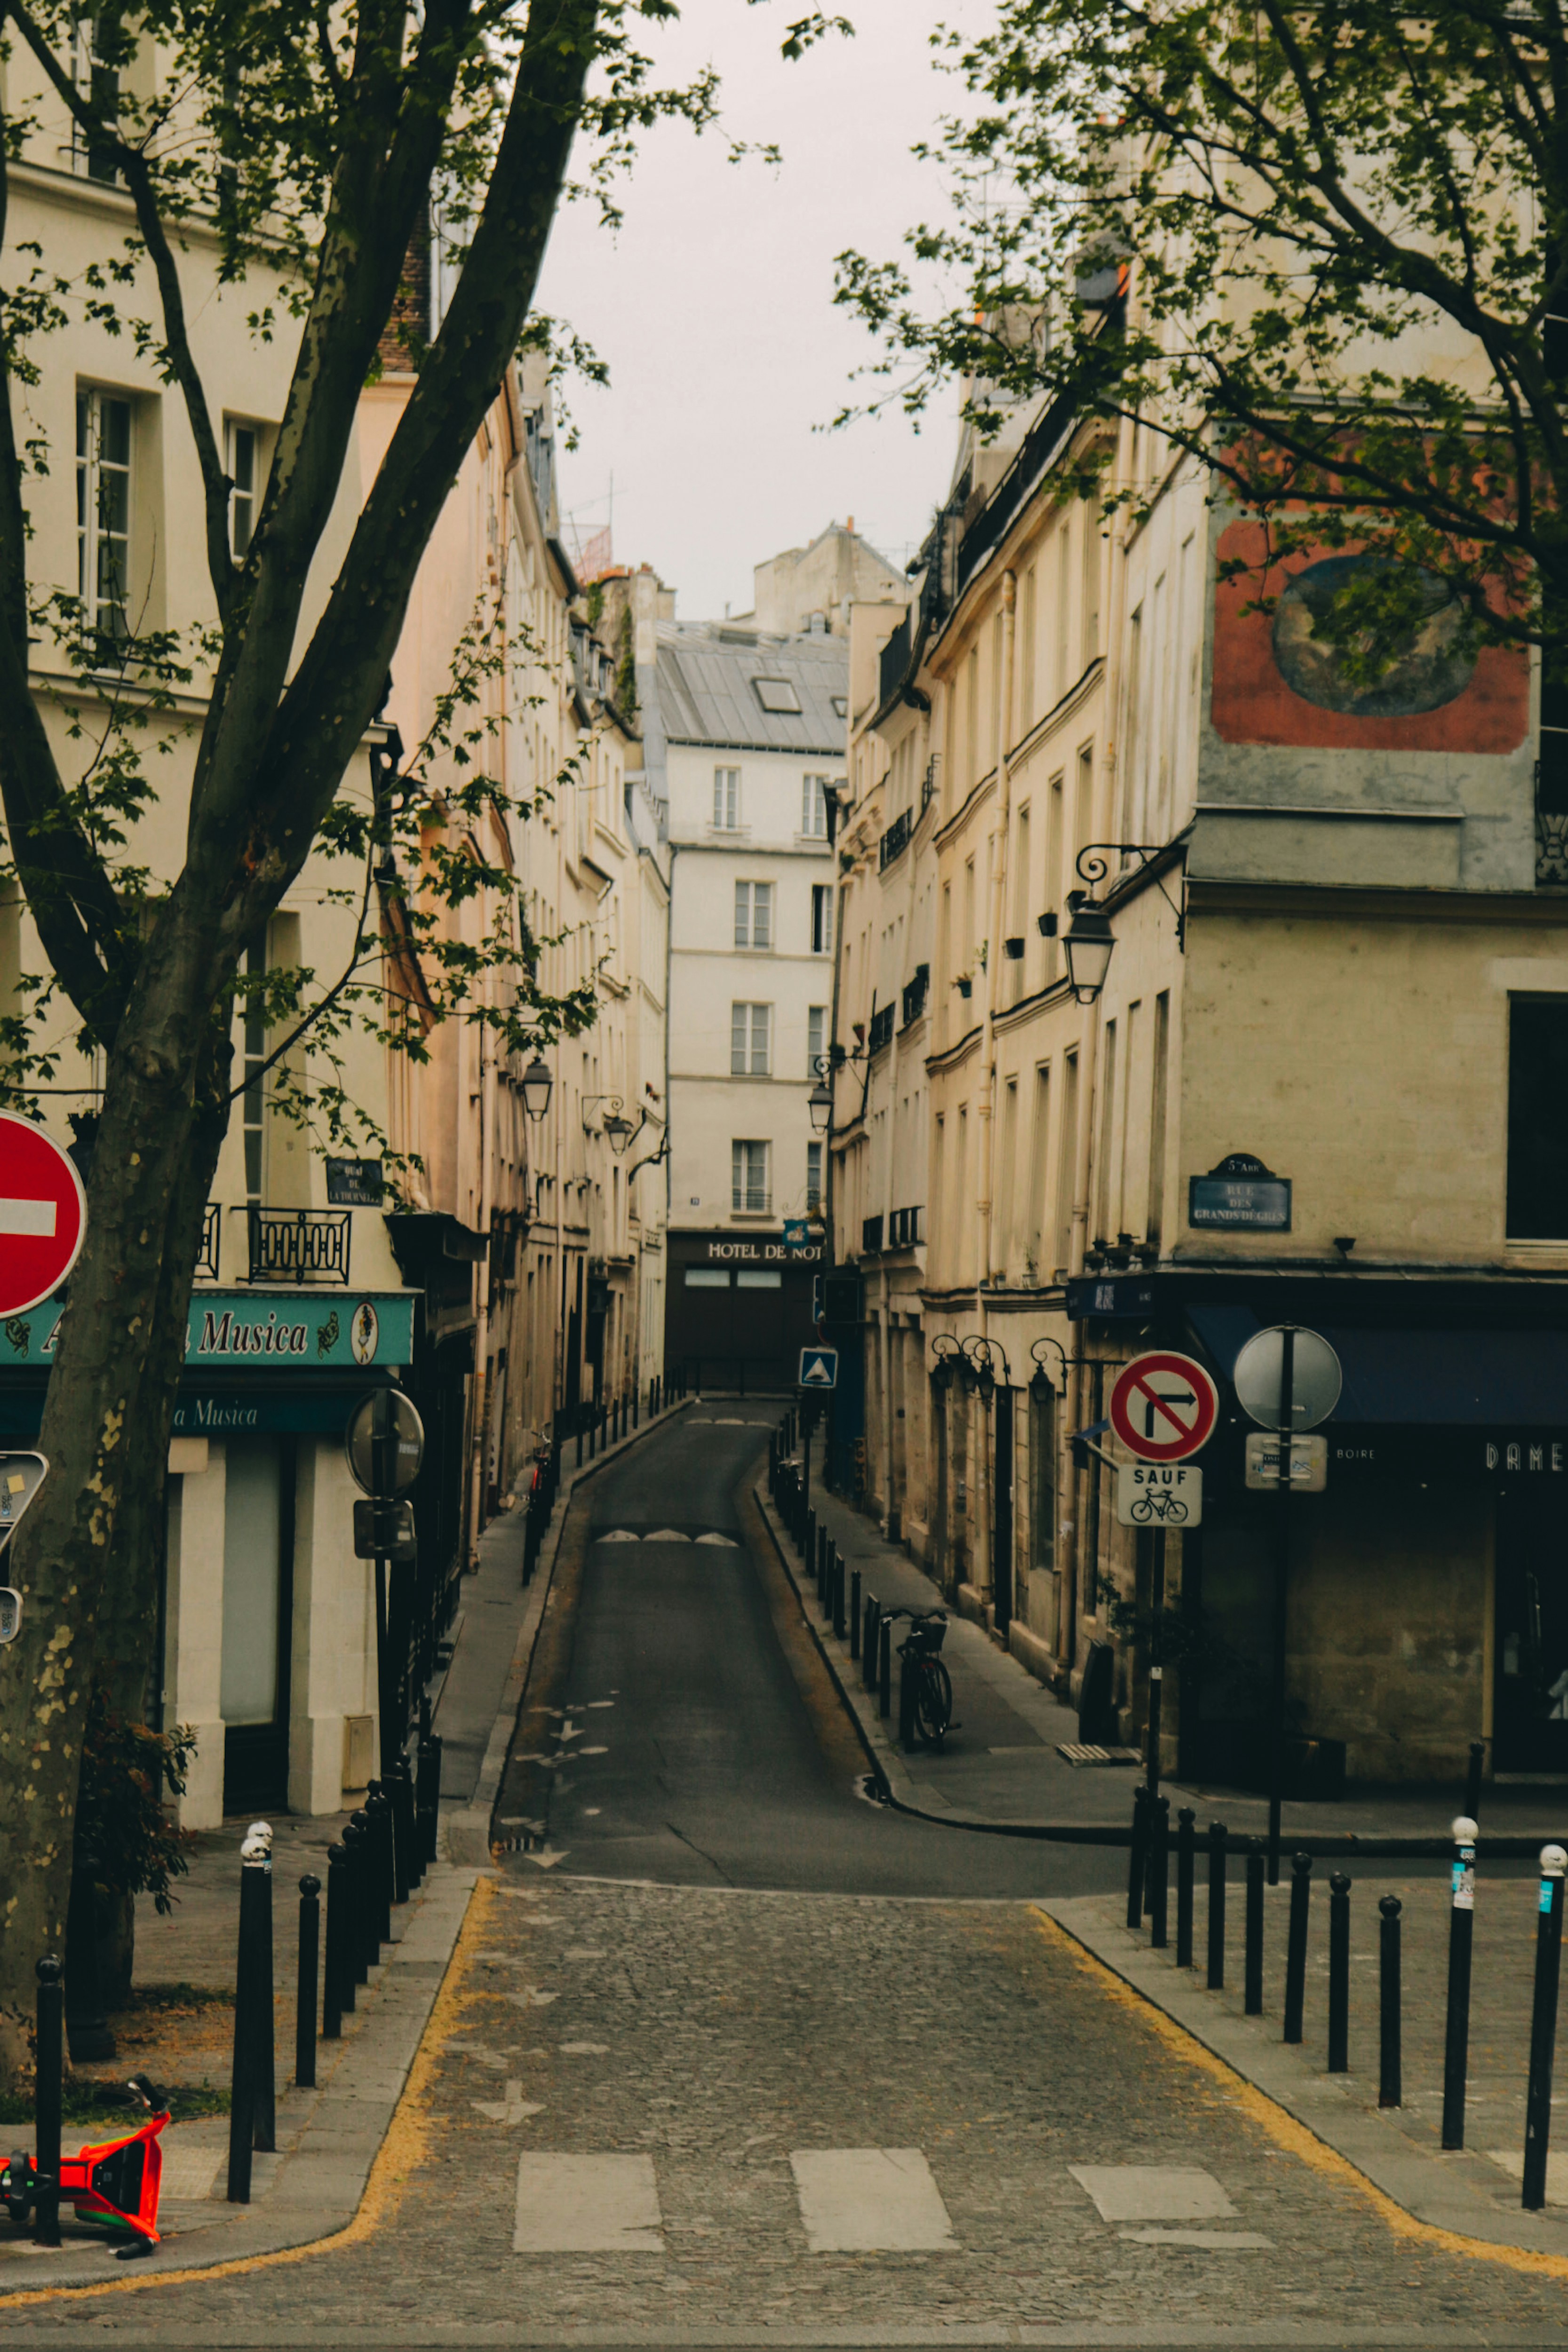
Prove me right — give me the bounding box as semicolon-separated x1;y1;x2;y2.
1;2074;170;2254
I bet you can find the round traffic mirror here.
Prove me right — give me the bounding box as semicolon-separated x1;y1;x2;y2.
1234;1325;1342;1433
345;1388;425;1497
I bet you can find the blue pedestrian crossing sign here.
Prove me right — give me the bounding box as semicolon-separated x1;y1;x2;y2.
798;1346;839;1390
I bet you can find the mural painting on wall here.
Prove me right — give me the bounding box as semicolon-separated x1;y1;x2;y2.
1210;520;1529;752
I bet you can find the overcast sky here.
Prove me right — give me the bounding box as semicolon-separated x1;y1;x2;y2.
537;0;980;624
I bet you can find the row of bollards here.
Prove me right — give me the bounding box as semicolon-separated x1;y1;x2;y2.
1126;1786;1568;2209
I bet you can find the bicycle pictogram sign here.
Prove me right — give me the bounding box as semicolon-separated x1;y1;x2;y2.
1108;1350;1219;1463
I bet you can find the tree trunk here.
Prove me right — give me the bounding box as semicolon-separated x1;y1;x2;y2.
0;900;229;2077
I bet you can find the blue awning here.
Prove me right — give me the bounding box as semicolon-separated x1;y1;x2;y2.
1186;1304;1568;1425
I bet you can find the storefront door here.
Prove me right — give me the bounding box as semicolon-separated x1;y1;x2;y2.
1495;1483;1568;1773
221;1436;295;1814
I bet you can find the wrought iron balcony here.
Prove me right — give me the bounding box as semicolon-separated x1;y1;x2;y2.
861;1214;884;1256
247;1207;352;1285
889;1205;922;1249
868;1003;895;1055
195;1203;221;1280
879;807;913;872
901;964;929;1028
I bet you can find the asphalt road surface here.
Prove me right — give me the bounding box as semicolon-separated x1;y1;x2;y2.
9;1412;1568;2346
493;1407;1125;1898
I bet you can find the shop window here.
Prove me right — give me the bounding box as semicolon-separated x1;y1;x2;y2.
1507;995;1568;1239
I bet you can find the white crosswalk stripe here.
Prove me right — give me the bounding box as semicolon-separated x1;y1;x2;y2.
1069;2165;1237;2222
789;2148;956;2251
513;2153;663;2252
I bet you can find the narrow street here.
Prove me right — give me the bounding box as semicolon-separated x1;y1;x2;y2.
8;1410;1568;2346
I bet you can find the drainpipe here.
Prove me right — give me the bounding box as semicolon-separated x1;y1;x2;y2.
1063;472;1130;1678
468;964;496;1565
977;571;1018;1607
878;722;925;1536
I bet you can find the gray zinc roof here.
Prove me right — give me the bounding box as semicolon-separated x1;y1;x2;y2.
653;621;847;757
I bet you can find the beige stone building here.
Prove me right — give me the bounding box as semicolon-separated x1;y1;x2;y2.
832;314;1568;1790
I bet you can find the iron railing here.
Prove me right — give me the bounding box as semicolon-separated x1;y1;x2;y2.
879;807;913;872
868;1003;895;1055
247;1207;352;1285
195;1203;221;1280
901;965;930;1027
889;1205;922;1248
878;614;912;709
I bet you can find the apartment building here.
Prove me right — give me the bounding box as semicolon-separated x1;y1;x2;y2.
833;285;1568;1788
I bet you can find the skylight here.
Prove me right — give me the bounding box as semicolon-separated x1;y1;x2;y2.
752;676;802;715
831;695;848;720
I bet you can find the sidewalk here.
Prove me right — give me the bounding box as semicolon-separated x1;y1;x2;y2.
0;1398;692;2291
1042;1875;1568;2261
761;1458;1568;1855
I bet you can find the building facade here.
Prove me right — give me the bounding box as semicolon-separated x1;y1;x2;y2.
832;306;1568;1789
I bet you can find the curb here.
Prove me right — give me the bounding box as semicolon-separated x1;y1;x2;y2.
443;1399;694;1867
1036;1891;1568;2265
754;1480;1559;1860
0;1859;482;2296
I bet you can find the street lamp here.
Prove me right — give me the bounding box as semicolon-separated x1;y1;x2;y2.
519;1055;553;1123
603;1112;635;1156
1063;891;1116;1005
808;1077;833;1134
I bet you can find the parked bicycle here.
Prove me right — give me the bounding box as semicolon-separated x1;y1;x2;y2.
888;1607;954;1747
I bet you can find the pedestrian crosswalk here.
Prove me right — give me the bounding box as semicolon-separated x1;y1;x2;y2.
508;2154;1267;2256
593;1526;740;1546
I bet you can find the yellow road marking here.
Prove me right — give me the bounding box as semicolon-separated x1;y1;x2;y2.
0;1873;496;2307
1032;1903;1568;2281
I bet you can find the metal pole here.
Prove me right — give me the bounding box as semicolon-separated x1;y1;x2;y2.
878;1616;892;1718
32;1956;62;2248
423;1734;443;1863
252;1821;276;2152
1267;1329;1296;1885
1465;1738;1485;1826
850;1569;862;1659
1207;1821;1228;1990
1442;1814;1479;2151
865;1596;879;1689
226;1828;271;2202
1175;1806;1195;1968
1523;1844;1567;2210
366;1781;394;1947
1148;1794;1170;1950
898;1630;915;1751
1127;1784;1149;1931
1244;1850;1265;2016
296;1874;320;2089
345;1813;372;1983
1283;1851;1312;2044
1378;1893;1402;2108
1327;1871;1351;2074
1145;1526;1165;1808
322;1843;348;2037
833;1547;846;1640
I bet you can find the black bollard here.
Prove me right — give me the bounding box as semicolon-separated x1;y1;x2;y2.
850;1570;862;1660
1245;1851;1265;2015
1378;1893;1402;2108
227;1824;274;2201
1523;1844;1567;2210
390;1756;415;1906
345;1814;373;1982
833;1548;846;1640
1327;1872;1351;2074
296;1874;321;2089
865;1597;880;1690
1127;1785;1150;1931
1175;1807;1195;1968
1442;1814;1478;2151
1283;1851;1312;2045
1465;1738;1485;1825
1148;1795;1170;1950
32;1955;62;2248
878;1616;892;1718
323;1843;349;2035
575;1421;583;1470
366;1782;395;1947
806;1510;817;1588
1207;1822;1228;1991
898;1631;915;1751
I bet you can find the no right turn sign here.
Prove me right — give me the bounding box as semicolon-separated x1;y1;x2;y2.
1108;1351;1219;1464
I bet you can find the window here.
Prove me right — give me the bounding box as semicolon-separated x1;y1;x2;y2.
227;421;259;556
72;15;119;183
713;766;740;828
736;1268;781;1289
802;774;829;837
1507;997;1568;1238
831;695;848;720
807;1005;826;1073
685;1267;730;1288
732;1139;771;1213
806;1140;824;1210
76;390;130;645
752;675;801;715
734;880;773;949
731;1001;772;1076
810;882;834;955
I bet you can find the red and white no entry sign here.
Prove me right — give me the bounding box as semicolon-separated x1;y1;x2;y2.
1109;1350;1219;1464
0;1112;86;1316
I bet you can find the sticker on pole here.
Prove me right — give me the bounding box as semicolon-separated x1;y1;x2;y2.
1109;1351;1219;1463
0;1114;86;1316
